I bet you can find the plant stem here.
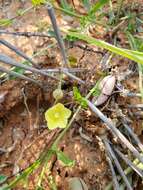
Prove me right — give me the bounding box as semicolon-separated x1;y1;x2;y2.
116;0;124;23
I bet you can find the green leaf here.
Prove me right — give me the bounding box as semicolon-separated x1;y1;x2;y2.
0;185;11;190
60;0;74;12
73;87;87;108
0;175;7;184
81;0;90;10
68;31;143;64
126;32;143;52
36;186;44;190
57;151;75;167
91;79;102;97
0;19;13;27
89;0;109;15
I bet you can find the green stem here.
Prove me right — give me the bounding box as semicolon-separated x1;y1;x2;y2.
116;0;124;23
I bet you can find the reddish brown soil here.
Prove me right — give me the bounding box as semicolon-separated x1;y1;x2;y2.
0;1;143;190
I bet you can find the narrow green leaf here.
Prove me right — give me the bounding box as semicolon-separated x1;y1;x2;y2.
89;0;109;15
0;19;13;27
0;175;7;184
57;151;75;167
81;0;90;10
36;186;44;190
60;0;74;12
68;31;143;64
73;87;87;108
91;79;102;97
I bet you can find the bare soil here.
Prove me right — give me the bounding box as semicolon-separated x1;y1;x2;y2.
0;1;143;190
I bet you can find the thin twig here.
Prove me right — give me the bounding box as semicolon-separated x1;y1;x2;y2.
42;68;87;73
127;104;143;109
103;138;132;190
116;107;143;152
121;91;142;98
106;155;120;190
72;43;104;55
63;70;85;84
0;53;60;81
0;66;41;86
121;121;143;152
0;39;38;68
47;4;69;67
114;147;143;177
21;88;33;131
104;137;120;190
87;100;143;163
0;30;51;38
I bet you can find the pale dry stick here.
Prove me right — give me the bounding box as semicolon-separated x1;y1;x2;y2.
0;53;60;81
0;30;51;38
21;88;33;131
26;68;86;84
121;120;143;152
79;127;92;142
127;104;143;109
62;70;85;84
0;41;84;84
103;138;133;190
114;147;143;177
104;138;120;190
116;107;143;152
72;43;104;55
0;42;56;79
0;66;42;86
47;4;68;67
106;154;143;190
42;68;87;73
121;91;142;98
0;39;38;68
106;156;120;190
47;4;85;85
111;20;126;37
87;100;143;164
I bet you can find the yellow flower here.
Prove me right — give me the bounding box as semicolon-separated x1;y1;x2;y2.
31;0;45;6
45;103;71;130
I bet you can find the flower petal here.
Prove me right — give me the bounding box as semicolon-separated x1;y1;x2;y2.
58;119;68;129
47;118;58;130
63;107;72;118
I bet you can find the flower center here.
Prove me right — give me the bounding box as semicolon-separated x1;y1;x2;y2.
54;112;60;119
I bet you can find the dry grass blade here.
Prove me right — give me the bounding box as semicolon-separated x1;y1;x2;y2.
0;53;60;81
47;4;68;67
0;39;38;68
104;140;120;190
87;100;143;163
0;66;41;86
0;30;51;38
103;138;133;190
121;121;143;152
42;68;87;73
127;104;143;108
62;70;85;84
114;147;143;178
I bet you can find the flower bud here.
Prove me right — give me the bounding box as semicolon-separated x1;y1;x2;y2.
53;89;63;100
